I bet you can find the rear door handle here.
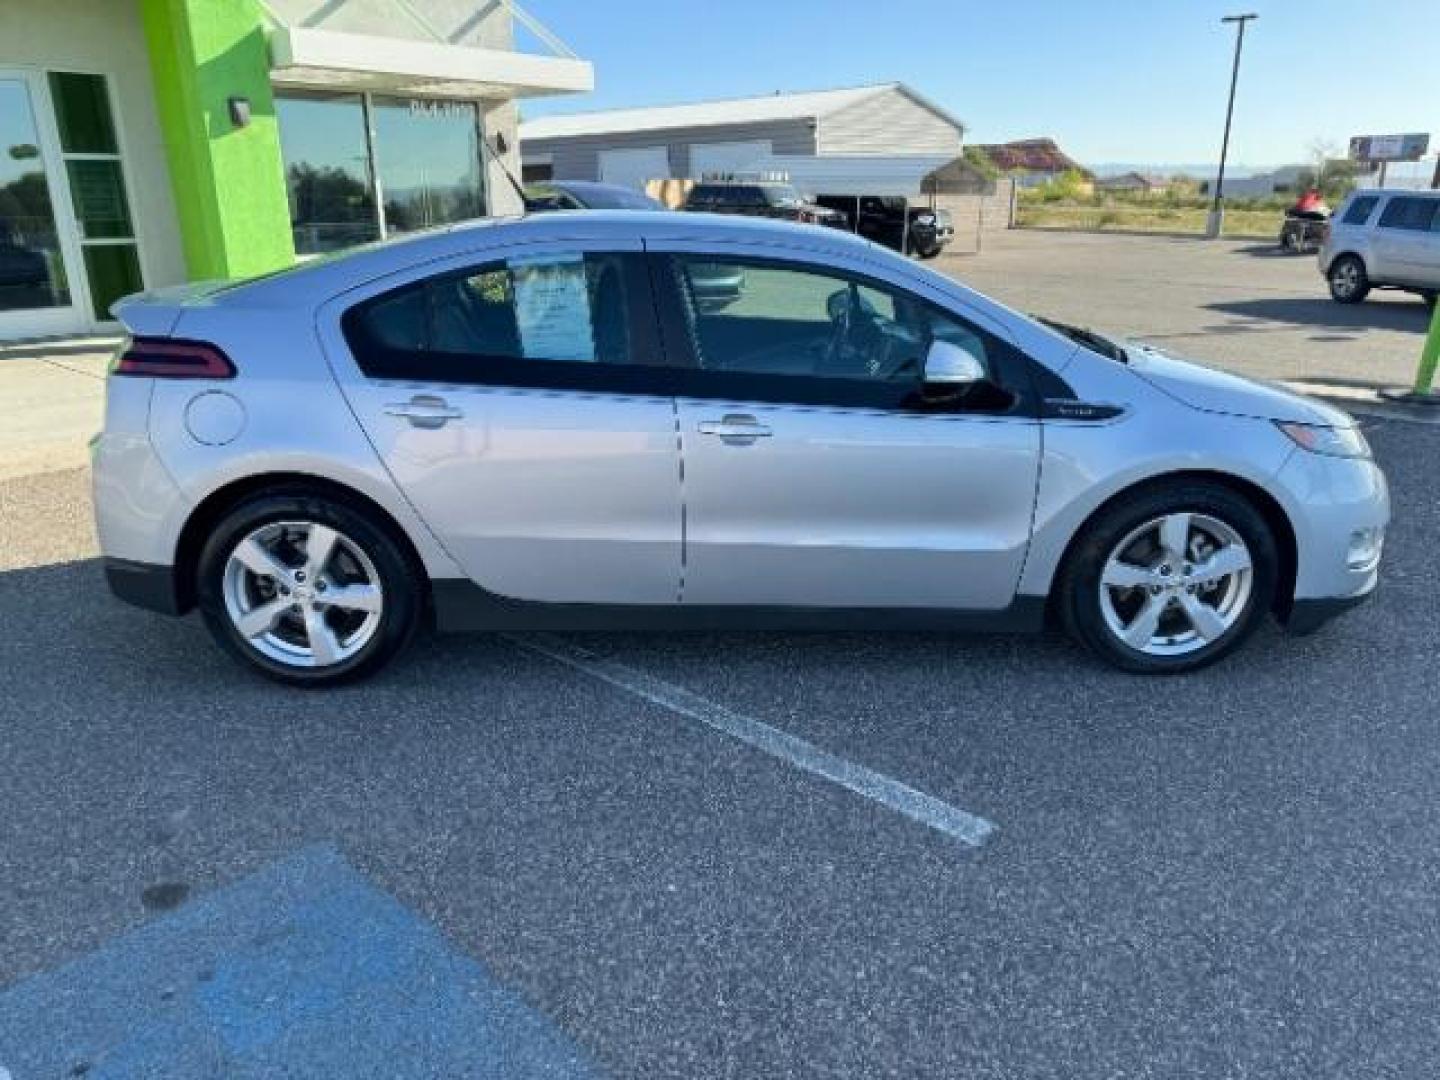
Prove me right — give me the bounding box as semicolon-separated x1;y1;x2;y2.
697;414;773;443
385;395;464;429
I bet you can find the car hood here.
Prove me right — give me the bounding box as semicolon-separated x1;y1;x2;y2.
1123;341;1354;426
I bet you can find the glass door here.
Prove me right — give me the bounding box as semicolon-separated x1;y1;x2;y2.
0;69;87;338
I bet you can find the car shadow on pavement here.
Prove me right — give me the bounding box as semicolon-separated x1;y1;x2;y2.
1205;297;1430;333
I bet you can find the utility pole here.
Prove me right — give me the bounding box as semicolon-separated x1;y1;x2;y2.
1206;13;1258;239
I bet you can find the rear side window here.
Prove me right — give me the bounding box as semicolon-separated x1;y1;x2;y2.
1342;196;1378;226
1377;197;1440;232
343;252;653;385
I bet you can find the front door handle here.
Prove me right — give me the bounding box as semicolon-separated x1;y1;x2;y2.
697;414;773;443
385;395;464;429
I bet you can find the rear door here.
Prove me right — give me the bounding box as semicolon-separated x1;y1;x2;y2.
648;245;1041;610
321;240;683;605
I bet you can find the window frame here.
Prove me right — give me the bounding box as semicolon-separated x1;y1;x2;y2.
339;246;670;395
645;249;1039;416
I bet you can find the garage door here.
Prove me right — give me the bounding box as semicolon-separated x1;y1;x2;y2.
689;140;772;178
598;146;671;191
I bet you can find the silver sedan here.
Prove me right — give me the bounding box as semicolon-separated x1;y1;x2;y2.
95;212;1388;685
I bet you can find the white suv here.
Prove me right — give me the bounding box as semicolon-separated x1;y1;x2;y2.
1320;188;1440;306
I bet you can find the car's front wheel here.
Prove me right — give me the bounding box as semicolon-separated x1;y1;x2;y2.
196;492;422;686
1327;255;1370;304
1059;484;1279;674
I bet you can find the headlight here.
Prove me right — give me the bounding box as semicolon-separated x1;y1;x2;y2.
1274;421;1371;458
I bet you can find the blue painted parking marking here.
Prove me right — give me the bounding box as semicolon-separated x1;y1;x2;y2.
0;845;598;1079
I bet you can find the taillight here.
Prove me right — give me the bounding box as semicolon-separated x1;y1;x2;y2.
112;337;235;379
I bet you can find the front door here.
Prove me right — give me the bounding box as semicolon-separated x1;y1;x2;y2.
323;241;683;605
0;69;88;338
654;250;1041;610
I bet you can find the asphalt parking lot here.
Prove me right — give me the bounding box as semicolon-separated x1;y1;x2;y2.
2;232;1439;1077
942;229;1434;391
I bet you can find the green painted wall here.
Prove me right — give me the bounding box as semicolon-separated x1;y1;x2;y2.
140;0;295;280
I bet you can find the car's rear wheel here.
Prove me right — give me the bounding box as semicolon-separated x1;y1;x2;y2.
1327;255;1370;304
197;493;422;687
1059;484;1278;674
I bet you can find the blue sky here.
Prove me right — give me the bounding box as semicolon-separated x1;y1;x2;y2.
521;1;1438;170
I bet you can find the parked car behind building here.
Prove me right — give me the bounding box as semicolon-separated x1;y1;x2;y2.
684;180;848;229
523;180;663;212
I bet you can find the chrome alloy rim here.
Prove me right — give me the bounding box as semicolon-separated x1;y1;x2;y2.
222;521;383;668
1099;512;1253;657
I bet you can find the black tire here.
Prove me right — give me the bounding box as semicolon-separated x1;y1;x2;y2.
1421;290;1437;310
196;489;424;687
1327;254;1370;304
1058;482;1279;675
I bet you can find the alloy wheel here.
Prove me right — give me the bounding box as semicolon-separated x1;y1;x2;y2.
1332;261;1360;298
1098;512;1253;657
221;520;384;668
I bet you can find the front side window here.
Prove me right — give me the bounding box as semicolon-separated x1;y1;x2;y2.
345;251;650;387
664;255;1010;411
1342;195;1378;226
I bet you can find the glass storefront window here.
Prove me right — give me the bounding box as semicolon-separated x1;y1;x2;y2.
372;97;484;235
65;159;133;240
46;72;141;320
0;77;71;313
48;71;118;156
276;90;487;254
275;91;380;255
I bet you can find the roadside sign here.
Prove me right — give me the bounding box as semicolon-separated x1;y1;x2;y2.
1348;133;1429;163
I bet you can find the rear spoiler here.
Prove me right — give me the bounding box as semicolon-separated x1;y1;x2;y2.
110;280;233;337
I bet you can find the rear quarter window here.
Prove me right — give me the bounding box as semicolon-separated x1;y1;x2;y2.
1378;197;1440;232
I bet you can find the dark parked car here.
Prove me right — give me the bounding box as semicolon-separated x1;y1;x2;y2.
815;195;954;258
683;181;847;229
523;180;664;212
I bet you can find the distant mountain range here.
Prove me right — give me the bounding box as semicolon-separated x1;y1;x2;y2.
1088;162;1281;179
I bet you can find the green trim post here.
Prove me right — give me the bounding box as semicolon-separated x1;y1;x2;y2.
140;0;295;280
1416;300;1440;396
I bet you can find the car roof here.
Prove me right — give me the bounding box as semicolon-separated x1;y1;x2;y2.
1350;188;1440;198
219;211;884;308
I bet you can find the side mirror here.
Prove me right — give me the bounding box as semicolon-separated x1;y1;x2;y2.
923;339;985;388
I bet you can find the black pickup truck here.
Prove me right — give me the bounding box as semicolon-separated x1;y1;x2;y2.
815;195;954;259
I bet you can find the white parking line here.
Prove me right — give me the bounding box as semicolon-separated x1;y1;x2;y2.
509;635;996;848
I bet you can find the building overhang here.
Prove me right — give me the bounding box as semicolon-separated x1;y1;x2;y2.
268;26;594;100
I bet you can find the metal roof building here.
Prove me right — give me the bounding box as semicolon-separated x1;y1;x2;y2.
519;83;966;190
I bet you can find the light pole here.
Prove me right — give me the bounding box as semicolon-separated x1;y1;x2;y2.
1206;13;1258;239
